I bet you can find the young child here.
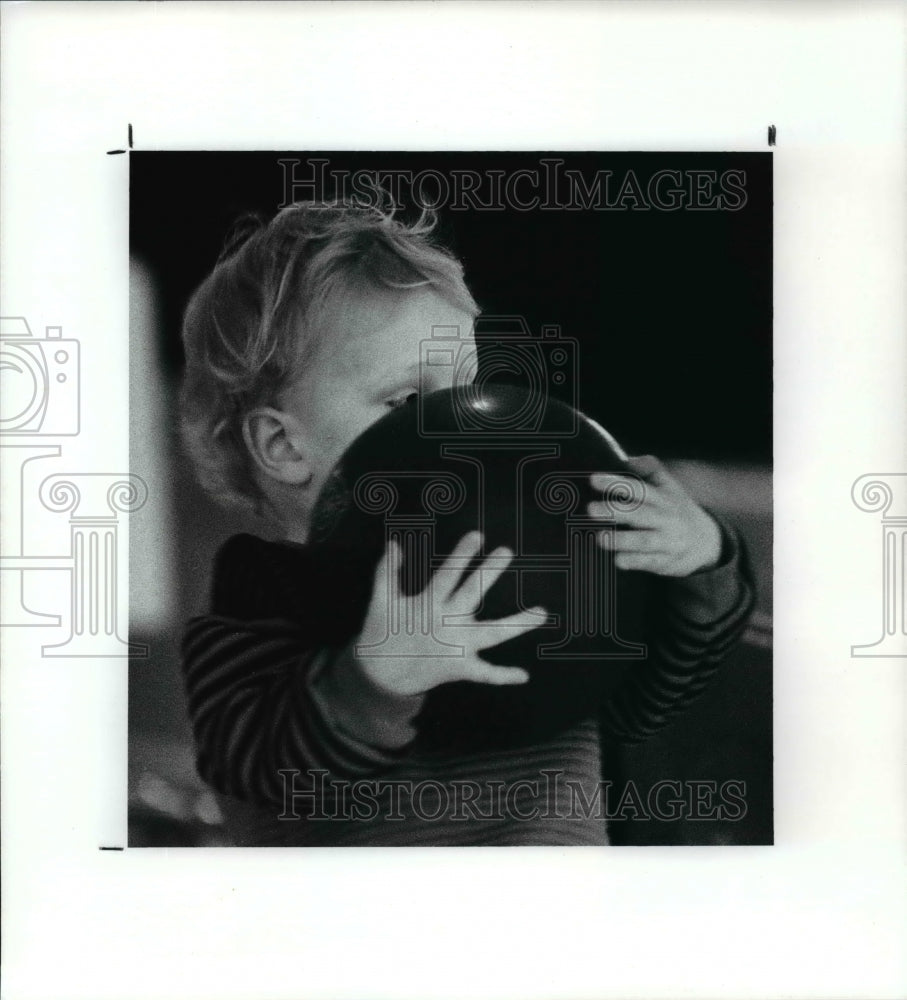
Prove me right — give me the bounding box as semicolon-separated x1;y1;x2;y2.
179;201;754;846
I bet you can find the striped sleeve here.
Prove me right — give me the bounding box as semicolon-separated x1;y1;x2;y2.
181;616;424;805
599;518;756;745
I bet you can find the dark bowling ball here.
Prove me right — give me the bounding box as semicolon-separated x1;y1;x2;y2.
309;383;650;752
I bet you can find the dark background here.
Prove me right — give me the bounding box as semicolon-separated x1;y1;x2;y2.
129;152;772;846
131;151;771;462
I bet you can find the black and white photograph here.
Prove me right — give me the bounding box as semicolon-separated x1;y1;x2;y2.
128;152;773;848
2;4;904;1000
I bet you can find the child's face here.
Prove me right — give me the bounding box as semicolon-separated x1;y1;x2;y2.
281;286;477;504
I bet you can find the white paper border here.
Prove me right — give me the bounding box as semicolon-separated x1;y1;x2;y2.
2;3;905;999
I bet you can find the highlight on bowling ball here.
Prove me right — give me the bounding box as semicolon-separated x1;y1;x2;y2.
309;383;651;749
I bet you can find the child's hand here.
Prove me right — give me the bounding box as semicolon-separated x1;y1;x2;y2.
355;531;546;697
588;455;722;578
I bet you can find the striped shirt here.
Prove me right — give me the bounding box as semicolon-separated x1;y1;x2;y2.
182;526;754;846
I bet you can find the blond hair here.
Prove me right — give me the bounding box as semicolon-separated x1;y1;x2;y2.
180;201;479;513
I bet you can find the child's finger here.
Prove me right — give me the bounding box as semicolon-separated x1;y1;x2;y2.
625;454;670;487
589;473;658;510
613;552;672;574
456;545;513;611
587;500;661;527
477;606;548;641
599;529;667;554
436;530;484;599
371;540;397;602
462;663;530;686
590;471;650;491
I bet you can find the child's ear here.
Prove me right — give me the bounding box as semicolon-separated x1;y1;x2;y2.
242;407;312;486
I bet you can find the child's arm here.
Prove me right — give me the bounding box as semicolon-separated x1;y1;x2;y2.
587;455;757;743
181;616;423;806
182;532;545;806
